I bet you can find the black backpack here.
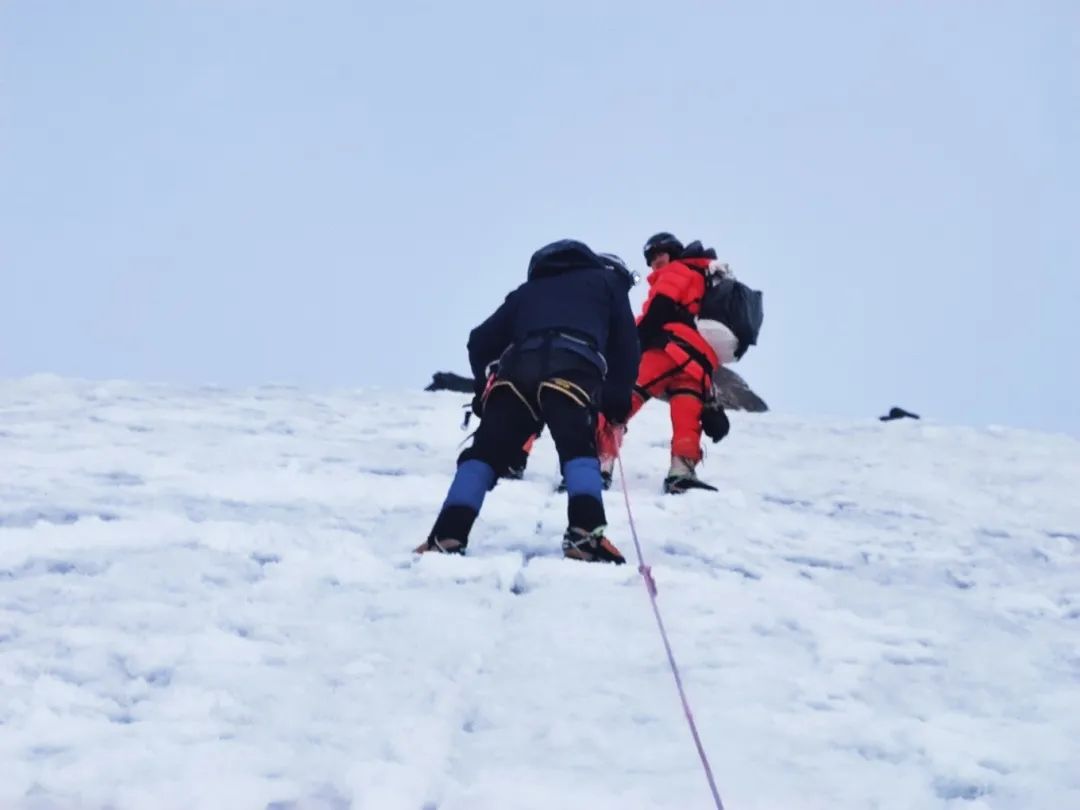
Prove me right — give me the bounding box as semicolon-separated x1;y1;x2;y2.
699;275;764;357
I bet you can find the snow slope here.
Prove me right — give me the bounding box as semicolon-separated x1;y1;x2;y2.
1;377;1077;810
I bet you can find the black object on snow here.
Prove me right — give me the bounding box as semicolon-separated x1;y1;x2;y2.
879;406;921;422
425;372;475;394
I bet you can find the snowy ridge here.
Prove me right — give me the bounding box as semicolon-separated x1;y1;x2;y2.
1;377;1078;810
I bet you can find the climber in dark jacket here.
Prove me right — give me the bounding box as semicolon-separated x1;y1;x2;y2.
415;239;640;563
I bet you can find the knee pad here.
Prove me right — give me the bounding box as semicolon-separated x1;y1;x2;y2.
562;456;603;500
445;458;498;507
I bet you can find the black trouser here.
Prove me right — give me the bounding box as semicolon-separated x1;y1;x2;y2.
429;350;607;543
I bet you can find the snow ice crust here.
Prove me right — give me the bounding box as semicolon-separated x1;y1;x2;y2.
1;377;1078;810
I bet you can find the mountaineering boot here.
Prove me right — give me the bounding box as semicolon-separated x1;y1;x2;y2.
561;526;626;565
418;504;479;555
662;455;717;494
413;535;466;555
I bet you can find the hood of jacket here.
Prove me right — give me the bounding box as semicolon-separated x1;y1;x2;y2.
526;239;606;280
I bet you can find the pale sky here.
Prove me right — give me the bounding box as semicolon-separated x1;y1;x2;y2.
2;1;1077;434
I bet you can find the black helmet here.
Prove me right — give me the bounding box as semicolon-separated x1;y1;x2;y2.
598;252;639;290
643;232;684;265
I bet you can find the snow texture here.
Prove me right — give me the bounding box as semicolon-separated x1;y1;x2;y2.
1;376;1077;810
